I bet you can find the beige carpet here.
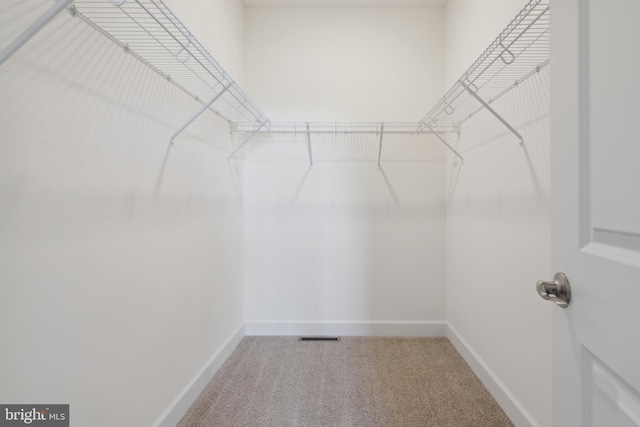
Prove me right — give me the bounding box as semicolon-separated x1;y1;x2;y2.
178;336;513;427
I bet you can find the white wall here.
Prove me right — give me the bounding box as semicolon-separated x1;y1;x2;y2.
243;134;447;331
244;7;445;121
242;6;447;331
0;1;245;426
444;0;552;426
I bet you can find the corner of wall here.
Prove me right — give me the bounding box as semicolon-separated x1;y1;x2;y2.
151;324;246;427
446;323;541;427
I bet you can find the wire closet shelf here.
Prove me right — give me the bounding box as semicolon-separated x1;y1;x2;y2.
230;121;464;166
418;0;549;144
233;122;443;135
1;0;549;159
71;0;268;125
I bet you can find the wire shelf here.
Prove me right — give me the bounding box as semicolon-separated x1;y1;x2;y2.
230;121;463;165
1;0;548;160
420;0;549;130
232;122;456;135
72;0;268;124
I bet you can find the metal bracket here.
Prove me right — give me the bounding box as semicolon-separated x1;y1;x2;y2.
306;123;313;168
227;122;267;160
0;0;74;67
377;123;384;169
424;123;464;164
175;34;192;63
460;81;524;146
170;83;231;143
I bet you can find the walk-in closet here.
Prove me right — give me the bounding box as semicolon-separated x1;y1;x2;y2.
2;0;639;426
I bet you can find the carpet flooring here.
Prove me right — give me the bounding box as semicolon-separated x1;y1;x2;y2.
178;336;513;427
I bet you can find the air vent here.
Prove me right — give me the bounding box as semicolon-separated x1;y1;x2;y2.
298;336;340;342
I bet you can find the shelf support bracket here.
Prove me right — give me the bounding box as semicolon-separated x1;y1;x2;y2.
306;123;313;167
171;84;232;143
461;81;524;146
377;123;384;169
227;122;267;160
424;123;464;164
0;0;74;67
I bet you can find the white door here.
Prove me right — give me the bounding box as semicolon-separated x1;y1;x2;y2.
550;0;640;425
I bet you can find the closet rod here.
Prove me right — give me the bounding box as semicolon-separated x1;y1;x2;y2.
229;130;447;135
0;0;73;67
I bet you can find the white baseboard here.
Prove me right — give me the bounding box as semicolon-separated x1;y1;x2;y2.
446;323;540;427
151;324;245;427
245;321;447;337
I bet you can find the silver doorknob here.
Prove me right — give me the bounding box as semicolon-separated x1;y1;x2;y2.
537;272;571;308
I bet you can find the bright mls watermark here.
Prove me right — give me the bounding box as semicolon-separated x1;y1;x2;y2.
0;405;68;426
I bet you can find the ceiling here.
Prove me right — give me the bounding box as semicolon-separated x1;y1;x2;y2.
243;0;448;7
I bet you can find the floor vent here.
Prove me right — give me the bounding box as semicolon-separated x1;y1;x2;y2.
298;336;340;342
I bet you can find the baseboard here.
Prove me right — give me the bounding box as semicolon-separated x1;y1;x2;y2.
151;324;245;427
245;321;447;337
446;323;540;427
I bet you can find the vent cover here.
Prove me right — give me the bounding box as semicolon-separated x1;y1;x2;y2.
298;336;340;342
